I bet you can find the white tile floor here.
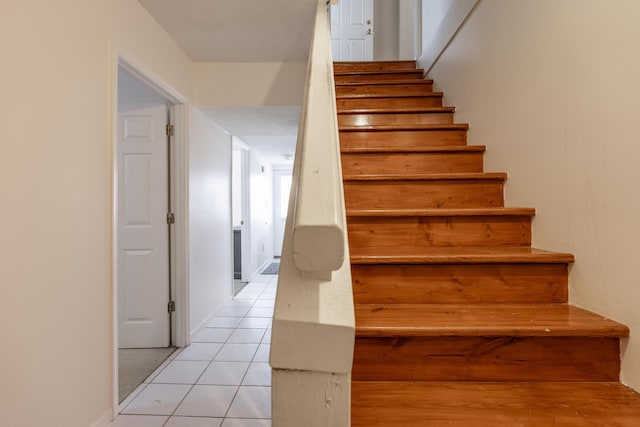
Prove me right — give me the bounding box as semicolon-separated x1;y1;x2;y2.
112;274;277;427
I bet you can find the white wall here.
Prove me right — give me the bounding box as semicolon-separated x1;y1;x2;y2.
427;0;640;391
0;1;193;426
418;0;478;72
421;0;453;48
189;109;233;332
374;0;399;60
193;62;307;107
248;150;274;277
398;0;420;59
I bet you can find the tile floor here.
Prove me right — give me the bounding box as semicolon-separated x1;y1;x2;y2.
111;273;277;427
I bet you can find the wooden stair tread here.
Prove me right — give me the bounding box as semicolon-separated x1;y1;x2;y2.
334;69;424;76
339;123;469;132
343;172;507;181
334;60;417;65
337;92;443;99
341;145;485;154
336;79;434;86
346;207;535;217
350;246;575;264
352;381;640;426
354;304;629;337
338;106;455;114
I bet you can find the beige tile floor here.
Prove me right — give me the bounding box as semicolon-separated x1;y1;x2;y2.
111;274;277;427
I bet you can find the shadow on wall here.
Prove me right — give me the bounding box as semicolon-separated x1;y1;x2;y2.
263;61;308;106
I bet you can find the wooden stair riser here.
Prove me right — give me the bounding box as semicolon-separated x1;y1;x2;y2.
351;382;640;427
335;71;424;82
339;111;454;126
352;336;621;382
351;264;569;304
337;95;443;110
341;152;483;175
344;180;505;210
334;61;418;72
336;82;435;96
340;129;468;149
347;215;532;249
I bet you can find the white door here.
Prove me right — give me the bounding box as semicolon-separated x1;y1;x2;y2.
331;0;374;61
117;104;170;349
273;170;293;256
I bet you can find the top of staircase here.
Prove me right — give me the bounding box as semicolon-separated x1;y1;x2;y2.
334;60;417;72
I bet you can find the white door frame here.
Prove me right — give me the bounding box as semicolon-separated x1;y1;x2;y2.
111;50;190;417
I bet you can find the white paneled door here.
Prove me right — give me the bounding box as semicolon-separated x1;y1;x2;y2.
117;104;170;348
331;0;374;61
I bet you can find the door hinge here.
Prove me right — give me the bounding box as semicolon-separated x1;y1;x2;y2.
168;301;176;313
166;124;174;137
167;212;175;224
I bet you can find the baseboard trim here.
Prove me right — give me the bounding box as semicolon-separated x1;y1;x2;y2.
90;408;114;427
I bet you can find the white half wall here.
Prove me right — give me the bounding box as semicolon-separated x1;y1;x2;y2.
0;1;193;426
189;109;233;332
427;0;640;391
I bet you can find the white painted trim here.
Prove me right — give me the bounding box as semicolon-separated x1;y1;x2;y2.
232;136;250;152
170;103;190;348
251;257;274;281
418;0;480;74
189;295;233;336
90;408;114;427
110;46;190;418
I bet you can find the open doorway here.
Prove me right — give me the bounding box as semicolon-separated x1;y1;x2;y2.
232;138;250;294
114;61;188;407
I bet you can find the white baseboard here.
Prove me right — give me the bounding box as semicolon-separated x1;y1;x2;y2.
189;294;233;337
90;408;114;427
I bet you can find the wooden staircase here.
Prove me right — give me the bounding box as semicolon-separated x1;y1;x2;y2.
334;60;640;426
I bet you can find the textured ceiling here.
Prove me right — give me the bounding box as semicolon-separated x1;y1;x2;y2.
138;0;317;62
204;106;300;166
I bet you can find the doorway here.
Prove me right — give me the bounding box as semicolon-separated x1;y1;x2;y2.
114;62;187;406
232;138;250;294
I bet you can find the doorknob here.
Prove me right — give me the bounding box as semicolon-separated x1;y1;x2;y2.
367;28;374;35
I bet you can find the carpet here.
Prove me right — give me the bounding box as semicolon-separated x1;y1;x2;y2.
118;347;176;403
261;262;280;275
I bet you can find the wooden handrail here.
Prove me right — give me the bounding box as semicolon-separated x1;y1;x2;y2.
291;0;345;279
271;1;355;426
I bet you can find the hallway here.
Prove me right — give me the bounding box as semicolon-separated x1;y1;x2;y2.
111;273;277;427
